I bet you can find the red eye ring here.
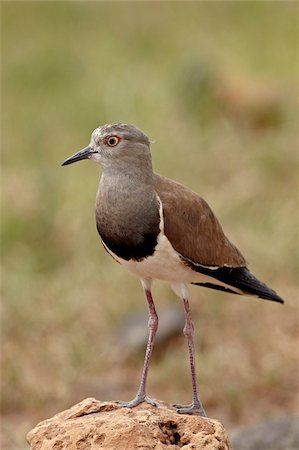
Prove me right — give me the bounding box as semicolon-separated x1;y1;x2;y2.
106;135;120;147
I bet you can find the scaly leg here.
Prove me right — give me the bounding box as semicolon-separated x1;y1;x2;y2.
118;279;158;408
175;295;207;416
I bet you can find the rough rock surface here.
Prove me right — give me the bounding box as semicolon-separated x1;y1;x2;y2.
27;397;232;450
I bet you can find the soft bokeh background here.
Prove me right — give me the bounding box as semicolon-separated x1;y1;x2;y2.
2;1;298;448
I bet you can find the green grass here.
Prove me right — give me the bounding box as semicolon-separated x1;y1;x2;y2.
2;2;298;448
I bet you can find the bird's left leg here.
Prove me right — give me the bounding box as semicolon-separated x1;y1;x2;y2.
118;279;158;408
172;284;207;416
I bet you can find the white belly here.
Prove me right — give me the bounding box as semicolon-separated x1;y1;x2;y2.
111;233;195;282
103;232;241;294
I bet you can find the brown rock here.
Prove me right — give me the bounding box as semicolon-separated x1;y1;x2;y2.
26;398;232;450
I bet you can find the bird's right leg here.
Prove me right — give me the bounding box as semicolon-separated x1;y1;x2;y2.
118;279;158;408
171;283;207;416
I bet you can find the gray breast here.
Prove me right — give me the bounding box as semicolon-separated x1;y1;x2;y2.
95;190;161;262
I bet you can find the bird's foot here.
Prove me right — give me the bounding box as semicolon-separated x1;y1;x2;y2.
173;400;207;416
117;394;157;409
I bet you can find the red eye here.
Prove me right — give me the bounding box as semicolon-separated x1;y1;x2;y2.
106;136;120;147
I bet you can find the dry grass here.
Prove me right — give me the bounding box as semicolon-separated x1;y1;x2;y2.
1;2;298;448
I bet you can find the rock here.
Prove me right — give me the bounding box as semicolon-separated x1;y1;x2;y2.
26;397;232;450
231;416;299;450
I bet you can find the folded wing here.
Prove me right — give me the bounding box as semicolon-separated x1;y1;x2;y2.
154;174;283;303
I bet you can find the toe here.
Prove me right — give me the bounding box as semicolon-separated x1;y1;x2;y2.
117;395;158;409
176;402;207;416
144;396;158;407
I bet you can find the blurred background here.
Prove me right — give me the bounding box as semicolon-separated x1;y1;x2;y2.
2;2;298;449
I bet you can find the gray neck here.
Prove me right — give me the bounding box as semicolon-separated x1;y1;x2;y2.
95;150;161;262
99;153;154;196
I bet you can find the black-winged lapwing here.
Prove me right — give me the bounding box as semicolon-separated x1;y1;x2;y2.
62;123;284;416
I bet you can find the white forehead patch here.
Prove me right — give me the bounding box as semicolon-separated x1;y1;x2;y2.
91;124;117;143
92;127;103;141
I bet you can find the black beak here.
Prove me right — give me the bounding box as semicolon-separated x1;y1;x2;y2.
62;146;95;166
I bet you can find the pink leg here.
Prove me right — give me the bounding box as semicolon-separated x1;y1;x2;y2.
118;285;158;408
175;297;207;416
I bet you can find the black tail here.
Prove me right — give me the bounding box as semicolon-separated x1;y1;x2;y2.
191;266;284;303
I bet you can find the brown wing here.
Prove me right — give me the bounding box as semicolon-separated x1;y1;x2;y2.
154;174;246;268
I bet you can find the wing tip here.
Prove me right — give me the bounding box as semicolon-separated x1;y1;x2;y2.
190;264;285;304
258;291;284;304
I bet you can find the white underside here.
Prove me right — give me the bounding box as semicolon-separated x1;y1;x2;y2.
103;232;242;297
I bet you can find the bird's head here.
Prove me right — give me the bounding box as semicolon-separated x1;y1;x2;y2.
62;123;151;169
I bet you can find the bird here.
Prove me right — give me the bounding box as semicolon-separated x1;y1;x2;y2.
62;123;284;416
